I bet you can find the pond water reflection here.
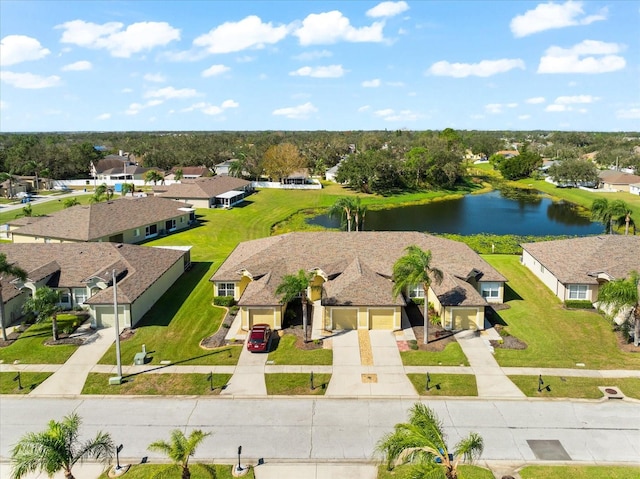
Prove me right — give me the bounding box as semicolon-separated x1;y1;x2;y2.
308;190;604;236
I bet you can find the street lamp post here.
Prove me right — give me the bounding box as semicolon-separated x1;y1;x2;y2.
109;269;123;385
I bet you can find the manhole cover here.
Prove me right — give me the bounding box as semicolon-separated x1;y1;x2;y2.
605;388;618;394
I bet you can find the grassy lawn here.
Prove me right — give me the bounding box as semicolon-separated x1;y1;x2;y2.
97;463;254;479
407;373;477;396
82;373;232;395
265;373;331;395
519;465;640;479
267;335;332;365
483;254;640;370
98;263;241;366
509;375;640;399
400;343;469;366
0;371;52;394
378;464;494;479
0;194;92;224
0;316;79;364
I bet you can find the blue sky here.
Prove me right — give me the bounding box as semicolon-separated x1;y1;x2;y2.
1;0;638;132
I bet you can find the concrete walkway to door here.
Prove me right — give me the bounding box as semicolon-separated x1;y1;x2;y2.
325;330;417;397
454;329;525;398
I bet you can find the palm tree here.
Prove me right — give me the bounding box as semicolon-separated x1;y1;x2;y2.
598;271;639;347
229;158;245;178
376;403;484;479
63;197;80;208
120;182;135;196
144;170;165;185
0;253;27;341
353;197;367;231
275;269;316;342
590;198;632;234
22;286;61;341
392;245;443;344
10;412;114;479
0;172;17;198
147;429;212;479
328;197;356;232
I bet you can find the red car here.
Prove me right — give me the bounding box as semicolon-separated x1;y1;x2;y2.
247;324;273;353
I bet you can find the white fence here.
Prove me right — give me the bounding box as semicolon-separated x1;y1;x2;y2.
251;179;322;190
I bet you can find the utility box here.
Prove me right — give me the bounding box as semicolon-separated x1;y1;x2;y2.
134;352;146;365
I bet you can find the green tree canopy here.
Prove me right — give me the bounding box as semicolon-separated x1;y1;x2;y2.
598;271;639;347
22;286;61;341
275;269;316;342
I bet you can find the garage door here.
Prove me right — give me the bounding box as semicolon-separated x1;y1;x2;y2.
370;309;394;330
332;309;357;330
95;305;126;328
249;309;275;328
452;309;478;331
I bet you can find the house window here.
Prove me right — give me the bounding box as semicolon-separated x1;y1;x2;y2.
134;228;140;237
408;284;424;298
482;287;500;299
145;224;158;237
568;284;588;300
217;283;235;297
540;264;545;274
58;291;71;305
74;288;88;304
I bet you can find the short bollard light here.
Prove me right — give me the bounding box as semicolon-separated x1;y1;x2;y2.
115;444;123;470
310;371;315;391
537;374;544;393
426;372;431;391
207;372;213;391
14;371;22;390
237;445;242;472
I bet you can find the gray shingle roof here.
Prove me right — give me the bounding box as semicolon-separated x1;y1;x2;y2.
522;235;640;284
154;176;250;200
0;243;186;305
212;232;505;307
10;196;191;241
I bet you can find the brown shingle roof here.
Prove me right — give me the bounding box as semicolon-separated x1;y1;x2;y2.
212;232;505;307
598;170;640;184
10;196;191;242
0;243;186;305
154;176;250;200
522;236;640;284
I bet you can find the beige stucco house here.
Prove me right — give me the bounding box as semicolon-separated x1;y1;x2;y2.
153;176;252;209
598;170;640;193
521;235;640;302
210;232;506;333
9;196;195;244
0;243;191;329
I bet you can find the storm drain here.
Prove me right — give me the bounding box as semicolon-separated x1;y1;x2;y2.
599;386;625;399
526;440;572;461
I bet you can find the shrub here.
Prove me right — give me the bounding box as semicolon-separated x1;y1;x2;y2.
213;296;235;307
412;298;424;306
408;339;419;350
564;300;594;309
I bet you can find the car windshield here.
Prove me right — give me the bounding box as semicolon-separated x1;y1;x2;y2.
250;337;264;343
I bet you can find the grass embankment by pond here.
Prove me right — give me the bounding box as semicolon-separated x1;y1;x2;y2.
484;255;640;370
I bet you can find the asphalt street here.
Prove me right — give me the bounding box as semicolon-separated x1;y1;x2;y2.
1;397;638;466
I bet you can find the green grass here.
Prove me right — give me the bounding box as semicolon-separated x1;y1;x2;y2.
509;375;640;399
0;316;79;364
407;373;477;396
97;463;254;479
82;373;232;395
267;334;332;365
400;342;469;366
0;371;52;394
519;465;640;479
98;263;241;366
483;254;640;370
265;373;331;395
0;194;92;224
377;464;494;479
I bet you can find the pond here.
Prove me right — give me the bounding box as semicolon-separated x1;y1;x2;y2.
308;190;604;236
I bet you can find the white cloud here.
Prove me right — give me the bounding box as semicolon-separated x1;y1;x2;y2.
144;73;165;82
236;55;255;63
56;20;180;58
518;115;531;120
122;88;133;93
367;1;409;18
202;64;230;77
427;58;525;77
0;100;7;110
96;113;111;120
126;100;164;115
510;1;607;38
289;65;345;78
554;95;599;104
526;96;546;104
616;108;640;119
373;108;421;121
144;86;198;100
485;104;503;114
358;105;371;112
221;99;239;108
293;50;332;61
294;11;385;45
0;35;50;66
0;71;61;89
61;60;92;71
272;101;318;119
546;104;567;112
362;79;381;87
538;40;626;74
182;99;238;116
194;15;288;54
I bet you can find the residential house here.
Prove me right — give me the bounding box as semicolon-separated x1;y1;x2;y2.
598;170;640;192
0;242;191;329
210;232;506;333
165;166;211;181
9;196;195;244
630;183;640;196
153;176;252;209
0;176;29;198
213;160;239;176
521;236;640;303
